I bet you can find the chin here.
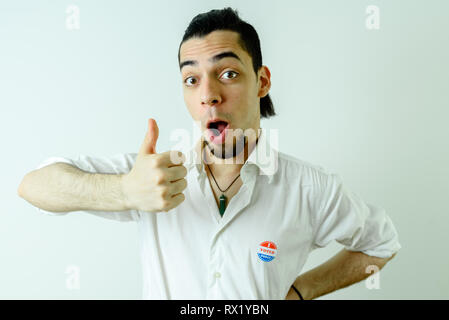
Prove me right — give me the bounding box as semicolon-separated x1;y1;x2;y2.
204;135;248;159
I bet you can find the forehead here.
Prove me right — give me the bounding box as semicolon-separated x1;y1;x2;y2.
179;30;249;67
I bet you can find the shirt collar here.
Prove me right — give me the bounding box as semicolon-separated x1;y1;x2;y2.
185;128;278;184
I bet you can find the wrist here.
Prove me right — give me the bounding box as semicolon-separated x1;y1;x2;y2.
291;285;304;300
293;276;313;300
120;173;132;210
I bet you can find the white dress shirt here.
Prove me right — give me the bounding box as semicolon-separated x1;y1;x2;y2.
34;128;401;299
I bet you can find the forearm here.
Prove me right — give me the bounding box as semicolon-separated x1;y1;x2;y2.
292;249;394;300
18;163;129;213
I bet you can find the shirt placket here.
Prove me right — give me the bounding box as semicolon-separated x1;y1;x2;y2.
200;165;258;299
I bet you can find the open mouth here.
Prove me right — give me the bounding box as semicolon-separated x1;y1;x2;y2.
207;120;228;135
206;119;230;143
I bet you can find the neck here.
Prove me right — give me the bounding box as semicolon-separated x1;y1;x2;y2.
195;129;261;179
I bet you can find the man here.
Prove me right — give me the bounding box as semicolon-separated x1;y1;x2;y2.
18;7;401;300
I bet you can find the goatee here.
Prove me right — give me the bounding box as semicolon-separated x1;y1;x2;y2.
204;135;248;160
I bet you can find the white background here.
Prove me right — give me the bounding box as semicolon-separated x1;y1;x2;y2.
2;0;448;299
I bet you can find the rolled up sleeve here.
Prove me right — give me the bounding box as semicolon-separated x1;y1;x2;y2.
34;153;140;222
311;173;401;259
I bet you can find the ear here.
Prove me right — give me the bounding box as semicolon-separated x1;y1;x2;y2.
257;65;271;98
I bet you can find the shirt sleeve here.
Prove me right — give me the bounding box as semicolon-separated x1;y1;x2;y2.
34;153;141;222
311;172;401;259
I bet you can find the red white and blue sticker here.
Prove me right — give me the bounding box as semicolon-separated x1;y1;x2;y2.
257;241;277;262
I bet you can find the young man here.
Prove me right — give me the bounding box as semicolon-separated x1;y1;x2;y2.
18;8;401;300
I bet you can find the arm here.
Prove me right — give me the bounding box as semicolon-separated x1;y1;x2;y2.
286;249;397;300
18;162;129;213
286;171;401;300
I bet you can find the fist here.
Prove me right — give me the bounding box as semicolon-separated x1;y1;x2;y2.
122;118;188;213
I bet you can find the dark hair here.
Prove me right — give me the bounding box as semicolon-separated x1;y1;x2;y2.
178;7;277;119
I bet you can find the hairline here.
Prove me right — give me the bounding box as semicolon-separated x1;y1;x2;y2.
178;30;257;75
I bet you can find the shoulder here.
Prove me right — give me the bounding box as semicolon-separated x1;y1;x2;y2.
275;151;336;188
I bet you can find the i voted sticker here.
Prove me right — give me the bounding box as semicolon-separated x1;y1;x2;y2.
257;241;277;262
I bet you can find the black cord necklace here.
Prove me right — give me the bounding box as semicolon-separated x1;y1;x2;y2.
204;135;259;217
206;162;240;217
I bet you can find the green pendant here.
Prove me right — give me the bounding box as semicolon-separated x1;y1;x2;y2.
219;194;227;216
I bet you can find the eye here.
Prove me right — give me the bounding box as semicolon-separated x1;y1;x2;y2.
184;76;197;86
183;71;239;87
221;70;238;79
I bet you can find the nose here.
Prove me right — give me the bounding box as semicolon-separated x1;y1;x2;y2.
200;77;222;107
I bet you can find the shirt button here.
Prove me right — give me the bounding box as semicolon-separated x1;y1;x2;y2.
214;272;221;278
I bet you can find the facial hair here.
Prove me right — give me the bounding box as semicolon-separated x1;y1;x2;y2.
203;134;248;160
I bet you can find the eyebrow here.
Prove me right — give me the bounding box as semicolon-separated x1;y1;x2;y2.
179;51;243;71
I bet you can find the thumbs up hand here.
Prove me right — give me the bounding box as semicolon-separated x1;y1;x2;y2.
122;119;188;213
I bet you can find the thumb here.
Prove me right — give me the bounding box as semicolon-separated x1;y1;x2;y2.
139;118;159;155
